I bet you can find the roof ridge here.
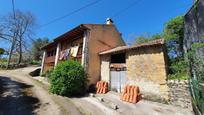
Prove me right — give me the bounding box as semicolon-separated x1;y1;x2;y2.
132;38;164;47
99;38;165;55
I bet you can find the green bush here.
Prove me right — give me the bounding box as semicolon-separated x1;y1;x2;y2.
168;58;189;80
49;60;88;96
29;60;41;65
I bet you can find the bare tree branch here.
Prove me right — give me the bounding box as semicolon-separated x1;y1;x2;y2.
0;10;36;67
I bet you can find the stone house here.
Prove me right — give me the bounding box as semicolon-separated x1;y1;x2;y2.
99;39;169;101
41;19;125;84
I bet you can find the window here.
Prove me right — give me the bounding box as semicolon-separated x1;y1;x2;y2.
111;53;126;63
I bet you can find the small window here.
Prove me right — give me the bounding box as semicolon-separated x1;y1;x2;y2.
111;53;126;63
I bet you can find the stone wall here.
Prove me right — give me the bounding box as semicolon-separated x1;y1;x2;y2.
184;0;204;61
125;45;169;102
167;80;192;109
184;1;204;113
126;79;168;103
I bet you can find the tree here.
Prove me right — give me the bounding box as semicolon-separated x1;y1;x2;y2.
31;38;49;60
151;34;163;40
134;34;162;44
0;48;5;55
0;48;5;58
0;10;36;67
135;36;149;44
164;16;184;58
163;16;187;79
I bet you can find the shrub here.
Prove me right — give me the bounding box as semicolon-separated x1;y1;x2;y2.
29;60;41;65
168;58;189;80
49;60;88;96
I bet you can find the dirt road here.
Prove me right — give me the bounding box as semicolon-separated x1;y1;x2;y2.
0;76;40;115
0;67;82;115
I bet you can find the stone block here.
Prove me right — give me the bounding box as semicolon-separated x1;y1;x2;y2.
97;97;104;102
109;102;118;110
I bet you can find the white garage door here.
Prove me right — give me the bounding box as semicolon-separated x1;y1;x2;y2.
110;71;126;93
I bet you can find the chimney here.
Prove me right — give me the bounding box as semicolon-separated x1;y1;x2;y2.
106;18;113;25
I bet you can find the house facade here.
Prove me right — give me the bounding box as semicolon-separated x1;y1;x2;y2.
41;21;125;84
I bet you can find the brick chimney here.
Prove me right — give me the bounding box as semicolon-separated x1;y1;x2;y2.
106;18;113;25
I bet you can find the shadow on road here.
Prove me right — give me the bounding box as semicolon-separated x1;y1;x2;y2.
0;76;40;115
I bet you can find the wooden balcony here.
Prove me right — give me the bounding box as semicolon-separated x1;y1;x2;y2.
45;56;55;63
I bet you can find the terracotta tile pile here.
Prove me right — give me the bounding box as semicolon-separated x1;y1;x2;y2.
121;85;142;103
96;81;109;94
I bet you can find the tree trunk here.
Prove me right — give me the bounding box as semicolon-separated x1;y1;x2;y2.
7;37;15;69
7;30;18;69
17;36;22;65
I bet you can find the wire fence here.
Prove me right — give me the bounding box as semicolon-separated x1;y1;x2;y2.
188;47;204;115
189;77;204;115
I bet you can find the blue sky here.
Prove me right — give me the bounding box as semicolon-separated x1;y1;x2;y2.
0;0;193;47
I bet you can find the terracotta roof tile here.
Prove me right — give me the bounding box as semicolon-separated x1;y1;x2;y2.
99;39;165;55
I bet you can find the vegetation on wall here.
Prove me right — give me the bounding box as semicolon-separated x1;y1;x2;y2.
49;60;88;96
193;0;199;12
186;1;204;112
188;43;204;81
187;43;204;113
